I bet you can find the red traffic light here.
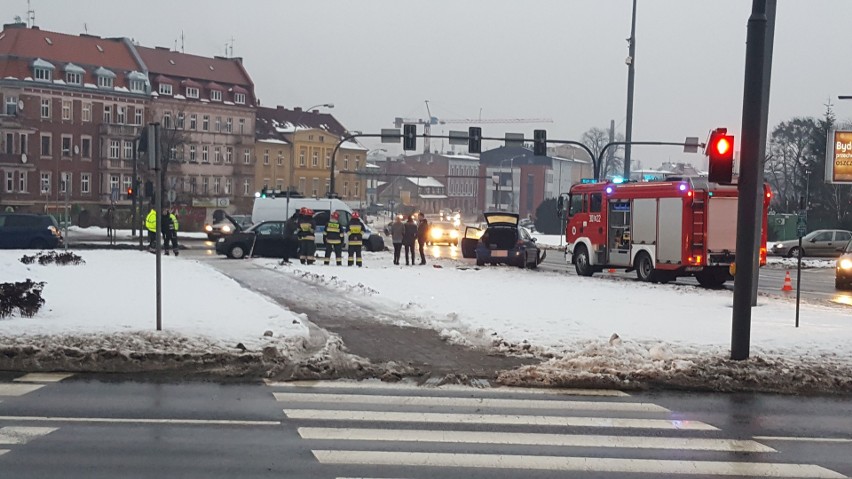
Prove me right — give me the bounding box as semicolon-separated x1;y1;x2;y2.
707;128;734;184
126;187;134;196
714;137;731;156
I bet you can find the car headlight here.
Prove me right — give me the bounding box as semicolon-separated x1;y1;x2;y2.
221;225;232;233
449;230;459;239
204;224;213;232
840;259;852;270
773;243;784;249
430;228;443;239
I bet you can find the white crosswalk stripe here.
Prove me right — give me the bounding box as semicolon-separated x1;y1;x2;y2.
266;379;629;396
13;373;74;383
272;383;847;478
0;426;58;445
0;384;44;397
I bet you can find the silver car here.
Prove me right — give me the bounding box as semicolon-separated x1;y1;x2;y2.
770;229;852;258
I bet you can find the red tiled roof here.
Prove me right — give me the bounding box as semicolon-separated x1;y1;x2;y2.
180;78;201;88
256;106;349;138
0;25;140;72
154;74;174;84
136;45;252;88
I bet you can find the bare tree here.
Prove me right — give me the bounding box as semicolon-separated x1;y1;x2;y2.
764;117;815;213
581;127;624;179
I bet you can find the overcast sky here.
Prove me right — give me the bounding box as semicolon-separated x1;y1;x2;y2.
22;0;852;167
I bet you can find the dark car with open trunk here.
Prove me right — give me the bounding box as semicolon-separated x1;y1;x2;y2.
460;212;544;268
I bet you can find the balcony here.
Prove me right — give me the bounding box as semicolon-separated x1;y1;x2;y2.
99;124;142;138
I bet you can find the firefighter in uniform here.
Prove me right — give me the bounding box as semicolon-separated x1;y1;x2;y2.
347;211;364;267
297;207;317;264
323;211;343;266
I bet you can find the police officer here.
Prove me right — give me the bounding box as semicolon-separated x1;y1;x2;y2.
169;208;180;256
323;211;343;266
145;206;158;252
160;207;176;255
297;207;317;264
347;211;364;267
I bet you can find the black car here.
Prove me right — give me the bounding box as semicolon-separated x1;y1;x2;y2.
837;239;852;290
0;213;63;249
461;212;545;268
215;220;288;259
204;214;252;240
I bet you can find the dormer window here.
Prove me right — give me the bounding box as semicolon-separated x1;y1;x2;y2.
210;90;222;102
159;83;172;95
186;87;199;99
64;63;85;85
234;92;246;104
94;67;116;89
32;58;55;82
127;71;147;93
130;80;145;92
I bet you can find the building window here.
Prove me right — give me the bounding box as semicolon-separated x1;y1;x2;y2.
202;145;209;163
123;176;132;192
214;146;221;164
162;112;170;129
234;93;246;104
18;171;27;192
66;72;81;85
225;117;232;133
324;179;330;195
109;140;120;159
238;118;245;134
130;80;146;92
299;148;306;166
189;114;197;130
325;151;331;168
103;105;112;124
117;106;126;124
81;137;91;158
110;175;120;192
189;177;196;194
60;173;71;194
213;177;220;195
243;178;250;195
177;112;185;129
81;173;90;194
277;151;283;166
97;75;113;88
20;133;27;154
5;133;12;154
124;140;133;159
202;177;209;194
319;135;325;143
62;100;72;121
225;178;232;195
159;83;172;95
312;150;318;167
61;136;72;157
211;90;222;102
355;159;360;170
243;148;250;164
202;115;209;131
34;67;52;81
134;108;143;125
40;172;51;193
189;145;196;162
41;98;50;119
344;156;349;170
40;134;51;157
344;181;349;198
5;171;13;192
215;117;221;132
185;87;199;98
263;149;269;165
5;95;17;115
312;178;319;197
82;103;91;122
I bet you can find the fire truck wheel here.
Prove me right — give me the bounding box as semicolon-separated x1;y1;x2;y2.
574;245;594;277
634;252;656;282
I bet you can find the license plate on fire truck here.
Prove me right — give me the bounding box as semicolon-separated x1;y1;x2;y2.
491;250;508;257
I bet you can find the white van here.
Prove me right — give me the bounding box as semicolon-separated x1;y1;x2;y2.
250;197;385;251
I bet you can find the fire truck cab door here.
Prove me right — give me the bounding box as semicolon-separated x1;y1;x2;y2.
607;200;632;266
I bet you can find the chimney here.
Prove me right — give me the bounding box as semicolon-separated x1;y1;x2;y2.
311;109;319;114
155;46;169;51
294;107;302;112
276;105;284;110
31;25;40;30
3;22;26;29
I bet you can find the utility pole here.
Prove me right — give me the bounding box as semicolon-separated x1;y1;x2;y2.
147;123;163;332
623;0;637;180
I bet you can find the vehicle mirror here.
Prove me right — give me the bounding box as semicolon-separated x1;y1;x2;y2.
556;196;564;213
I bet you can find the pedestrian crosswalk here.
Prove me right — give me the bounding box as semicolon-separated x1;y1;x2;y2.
272;380;847;479
0;373;72;458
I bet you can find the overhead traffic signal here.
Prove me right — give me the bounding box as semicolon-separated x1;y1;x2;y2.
403;124;417;151
706;128;734;184
468;126;482;154
533;129;547;156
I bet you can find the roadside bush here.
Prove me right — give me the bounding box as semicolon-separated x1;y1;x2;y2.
534;198;562;234
20;251;85;266
0;280;45;318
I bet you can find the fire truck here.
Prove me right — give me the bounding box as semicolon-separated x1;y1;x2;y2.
561;177;770;288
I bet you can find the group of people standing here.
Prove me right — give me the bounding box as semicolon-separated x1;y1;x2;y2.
145;206;180;255
280;208;366;267
389;214;429;266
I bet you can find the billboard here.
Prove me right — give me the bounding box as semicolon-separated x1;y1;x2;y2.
826;129;852;184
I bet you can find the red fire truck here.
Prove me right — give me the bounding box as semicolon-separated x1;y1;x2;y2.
561;177;770;288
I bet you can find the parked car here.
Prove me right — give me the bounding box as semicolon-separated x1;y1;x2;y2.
770;229;852;258
204;214;253;240
460;212;545;268
837;239;852;290
427;221;460;246
519;218;536;233
0;213;63;249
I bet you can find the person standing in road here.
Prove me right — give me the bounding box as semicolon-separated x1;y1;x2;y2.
145;205;158;252
402;215;417;266
390;215;404;265
297;208;317;264
167;208;180;256
323;211;344;266
347;211;365;267
416;213;429;265
280;211;299;264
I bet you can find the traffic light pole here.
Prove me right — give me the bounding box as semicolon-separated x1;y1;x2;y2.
147;123;163;332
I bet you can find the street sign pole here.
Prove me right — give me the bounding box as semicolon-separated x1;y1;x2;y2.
148;123;163;332
795;202;806;328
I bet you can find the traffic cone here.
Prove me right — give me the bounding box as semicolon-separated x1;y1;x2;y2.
781;271;793;292
608;268;616;273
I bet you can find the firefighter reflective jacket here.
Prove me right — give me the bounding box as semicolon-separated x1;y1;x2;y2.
325;220;342;244
347;219;363;246
145;209;157;232
297;217;316;241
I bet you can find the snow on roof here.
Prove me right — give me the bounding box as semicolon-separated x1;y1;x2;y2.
406;177;444;188
445;153;479;160
419;194;448;199
366;163;381;169
552;155;592;164
340;140;368;151
259;138;289;145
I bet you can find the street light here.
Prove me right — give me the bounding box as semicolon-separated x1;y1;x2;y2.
287;103;334;214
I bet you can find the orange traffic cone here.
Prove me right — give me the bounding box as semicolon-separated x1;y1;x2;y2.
781;271;793;292
608;268;616;273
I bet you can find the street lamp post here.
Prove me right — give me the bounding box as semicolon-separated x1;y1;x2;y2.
287;103;333;215
623;0;637;180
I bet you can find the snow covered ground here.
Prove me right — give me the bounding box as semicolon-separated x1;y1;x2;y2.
2;248;850;392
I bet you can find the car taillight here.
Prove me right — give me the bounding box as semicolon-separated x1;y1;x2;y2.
760;247;767;266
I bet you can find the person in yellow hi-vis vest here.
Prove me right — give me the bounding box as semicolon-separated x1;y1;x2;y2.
347;211;364;267
323;211;343;266
145;206;158;252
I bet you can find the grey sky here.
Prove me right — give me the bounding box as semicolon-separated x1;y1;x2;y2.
22;0;852;167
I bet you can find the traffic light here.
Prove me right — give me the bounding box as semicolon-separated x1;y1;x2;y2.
706;128;734;184
126;186;134;199
403;124;417;151
468;126;482;154
260;186;268;198
533;129;547;156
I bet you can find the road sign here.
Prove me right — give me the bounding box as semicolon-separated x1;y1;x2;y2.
110;187;119;203
797;224;807;237
167;189;176;203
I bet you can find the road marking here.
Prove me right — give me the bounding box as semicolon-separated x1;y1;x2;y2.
0;384;44;396
265;380;629;397
0;426;58;445
299;427;774;452
13;373;74;383
284;409;717;430
0;416;280;426
274;392;667;412
754;436;852;444
312;450;846;478
0;449;7;457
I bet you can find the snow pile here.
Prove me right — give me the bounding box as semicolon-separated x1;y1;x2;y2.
766;256;836;269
